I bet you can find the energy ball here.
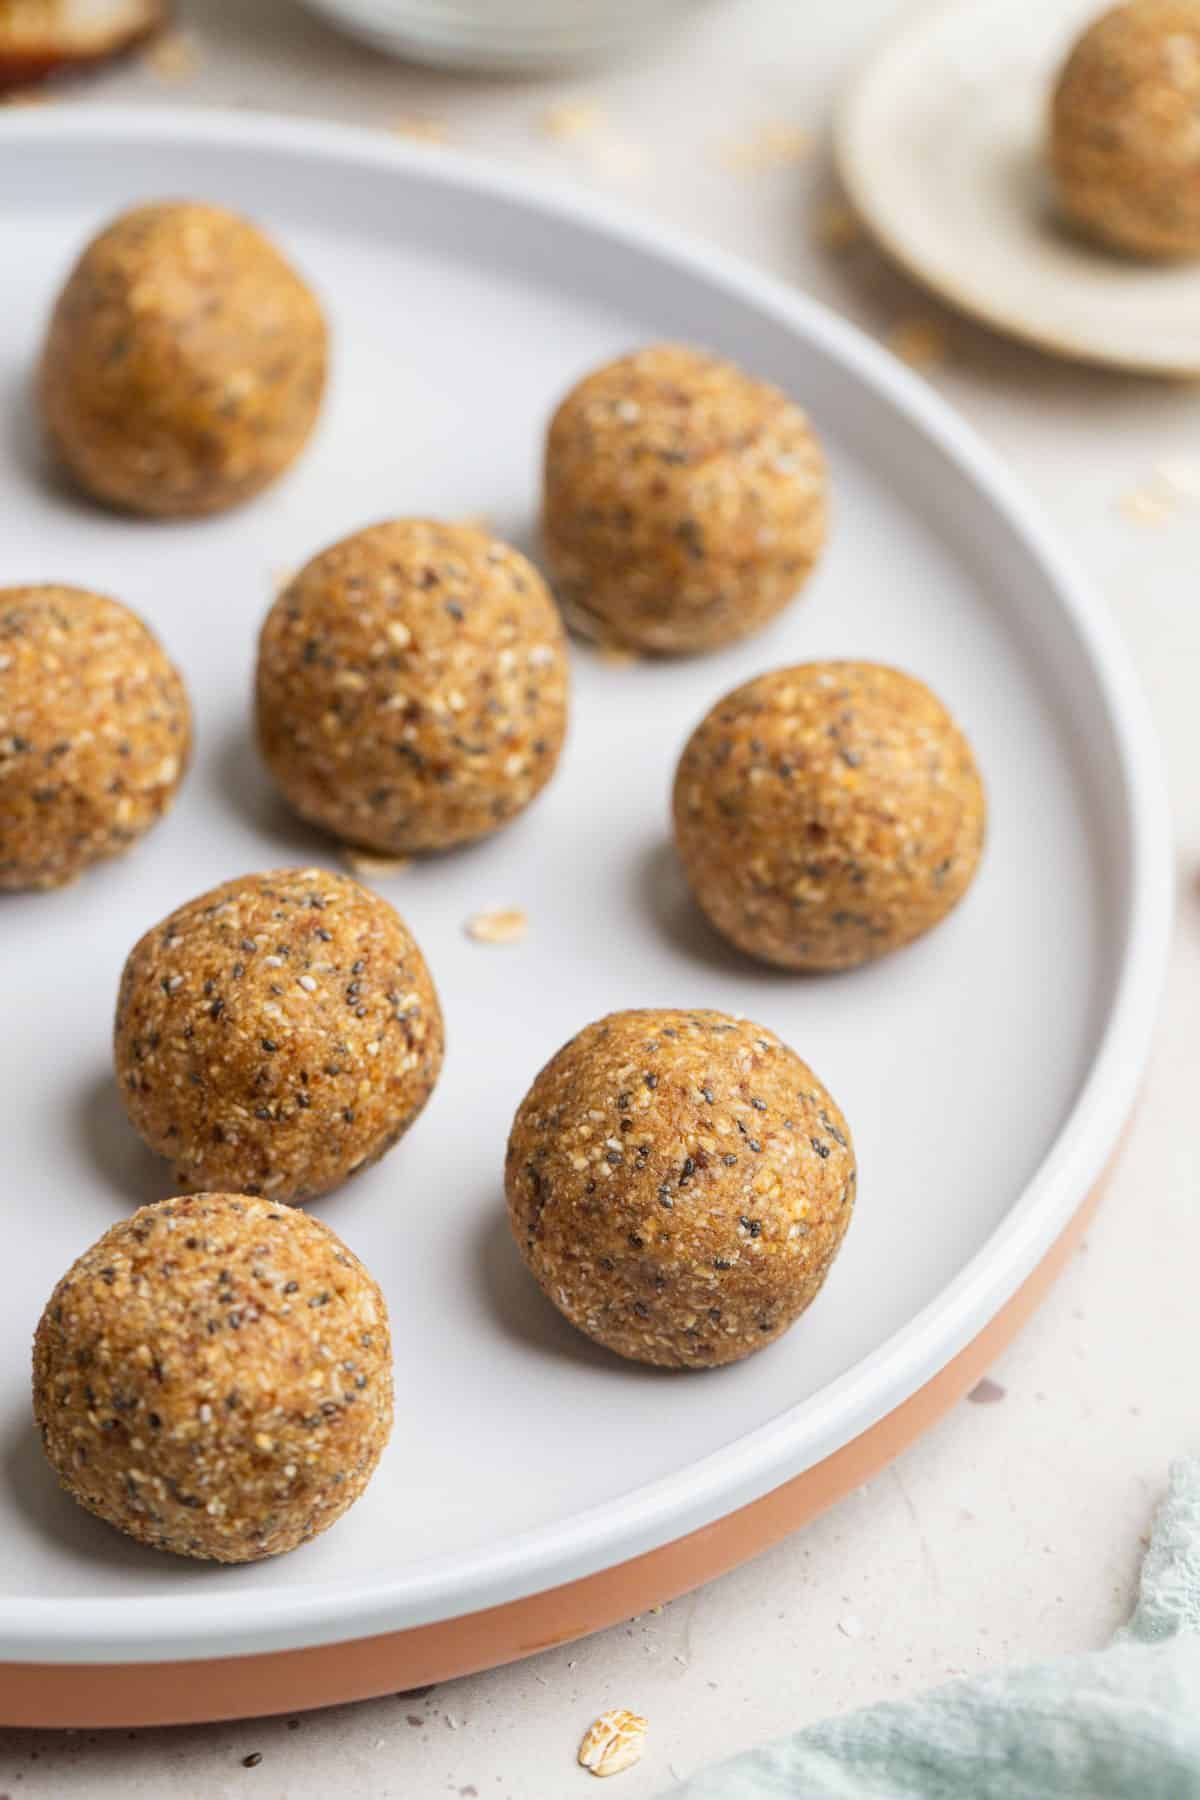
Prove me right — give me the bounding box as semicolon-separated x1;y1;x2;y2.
0;583;190;891
114;867;443;1202
542;344;827;655
506;1009;855;1369
256;519;570;855
38;200;327;516
1050;1;1200;257
33;1193;393;1562
673;663;985;972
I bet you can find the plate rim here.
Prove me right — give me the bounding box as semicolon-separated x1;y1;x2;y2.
0;102;1174;1663
834;0;1200;377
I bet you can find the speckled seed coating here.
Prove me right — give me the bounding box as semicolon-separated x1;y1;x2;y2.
673;663;985;972
38;200;327;516
506;1009;855;1369
114;868;444;1202
0;584;190;891
541;344;827;655
256;520;570;855
1051;1;1200;257
33;1193;393;1562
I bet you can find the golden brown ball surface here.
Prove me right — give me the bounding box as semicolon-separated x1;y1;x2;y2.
114;867;443;1203
33;1193;393;1562
542;345;827;656
505;1009;855;1369
673;663;985;972
0;584;190;891
1051;0;1200;257
256;520;570;855
38;200;327;516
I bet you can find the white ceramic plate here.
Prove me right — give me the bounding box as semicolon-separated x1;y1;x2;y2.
0;107;1170;1669
836;0;1200;375
298;0;687;72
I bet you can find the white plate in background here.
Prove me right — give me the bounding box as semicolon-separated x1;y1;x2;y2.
837;0;1200;374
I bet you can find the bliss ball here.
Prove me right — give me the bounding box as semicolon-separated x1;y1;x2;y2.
673;663;985;972
1051;1;1200;257
256;520;570;855
0;584;190;891
505;1008;855;1369
541;344;827;655
38;200;327;516
33;1193;393;1562
114;867;444;1203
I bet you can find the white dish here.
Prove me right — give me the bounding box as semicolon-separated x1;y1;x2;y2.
298;0;689;72
836;0;1200;375
0;106;1170;1669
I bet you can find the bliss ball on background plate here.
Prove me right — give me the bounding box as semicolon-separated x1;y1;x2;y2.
1051;1;1200;257
672;662;985;972
114;867;443;1203
541;344;827;655
33;1193;393;1562
38;200;327;515
0;583;190;890
256;519;570;855
506;1008;855;1369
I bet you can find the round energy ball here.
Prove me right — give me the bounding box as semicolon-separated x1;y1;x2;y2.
114;867;444;1202
33;1193;393;1562
255;519;570;855
506;1009;855;1369
1050;1;1200;257
541;344;827;655
0;583;190;891
673;663;985;972
38;200;327;516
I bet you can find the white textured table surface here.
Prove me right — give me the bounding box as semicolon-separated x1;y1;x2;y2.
3;2;1198;1794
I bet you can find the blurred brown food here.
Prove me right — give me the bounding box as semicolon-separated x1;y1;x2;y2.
0;0;166;92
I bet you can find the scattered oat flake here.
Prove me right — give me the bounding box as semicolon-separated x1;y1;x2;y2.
389;114;450;144
578;1709;647;1779
1119;488;1173;527
813;199;863;250
968;1377;1007;1405
838;1614;864;1639
342;849;412;880
719;122;812;173
888;317;948;371
541;99;605;141
0;88;57;107
143;27;200;80
466;907;528;945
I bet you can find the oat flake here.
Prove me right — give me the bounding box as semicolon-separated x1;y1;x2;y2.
578;1709;647;1778
465;908;528;945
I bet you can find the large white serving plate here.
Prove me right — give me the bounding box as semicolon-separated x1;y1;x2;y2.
0;108;1170;1673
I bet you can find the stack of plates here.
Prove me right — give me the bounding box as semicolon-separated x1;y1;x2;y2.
301;0;693;71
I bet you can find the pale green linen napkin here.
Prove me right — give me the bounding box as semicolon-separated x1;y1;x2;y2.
669;1459;1200;1799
